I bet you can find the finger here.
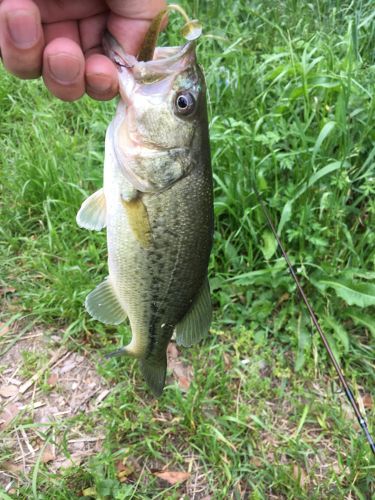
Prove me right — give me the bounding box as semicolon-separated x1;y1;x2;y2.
43;20;81;45
79;13;118;100
107;14;150;56
33;0;106;23
85;53;118;101
106;0;167;19
106;0;167;55
43;37;85;101
79;12;108;53
0;0;44;78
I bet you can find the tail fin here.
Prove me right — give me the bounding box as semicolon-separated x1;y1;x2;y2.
139;356;167;397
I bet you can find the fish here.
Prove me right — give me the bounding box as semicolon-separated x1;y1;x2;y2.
76;35;214;396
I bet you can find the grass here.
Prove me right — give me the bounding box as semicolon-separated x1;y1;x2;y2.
0;0;374;497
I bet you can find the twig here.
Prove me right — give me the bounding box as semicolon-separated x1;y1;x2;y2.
20;428;35;456
15;430;26;471
68;437;105;443
0;332;44;345
19;347;68;395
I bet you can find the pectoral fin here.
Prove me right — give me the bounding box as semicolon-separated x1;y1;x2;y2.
76;188;106;231
175;278;212;347
85;278;127;325
122;197;152;248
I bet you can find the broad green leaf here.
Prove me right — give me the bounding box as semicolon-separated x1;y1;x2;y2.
307;161;344;187
277;200;292;235
295;320;311;371
294;317;311;372
229;268;272;285
294;161;346;205
324;332;341;363
324;316;349;353
294;350;306;372
317;278;375;307
313;121;336;160
342;269;375;281
261;230;277;259
346;310;375;338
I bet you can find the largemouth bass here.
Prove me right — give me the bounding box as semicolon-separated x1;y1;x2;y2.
77;36;213;396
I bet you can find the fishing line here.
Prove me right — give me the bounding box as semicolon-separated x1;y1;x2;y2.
252;181;375;456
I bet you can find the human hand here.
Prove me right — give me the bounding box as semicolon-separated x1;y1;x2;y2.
0;0;166;101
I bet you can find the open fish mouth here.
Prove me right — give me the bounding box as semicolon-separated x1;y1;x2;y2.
133;43;196;80
104;32;196;82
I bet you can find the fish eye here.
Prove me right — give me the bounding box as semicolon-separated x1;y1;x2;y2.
175;92;196;116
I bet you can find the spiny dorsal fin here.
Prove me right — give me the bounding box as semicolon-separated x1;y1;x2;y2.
175;277;212;347
76;188;106;231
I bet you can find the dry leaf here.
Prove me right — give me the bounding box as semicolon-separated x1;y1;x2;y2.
116;460;127;472
47;373;58;386
117;466;134;483
42;445;56;463
0;402;22;429
362;393;373;409
55;453;83;469
0;384;19;398
332;463;349;475
3;461;24;473
116;457;136;483
0;322;10;336
172;362;192;391
277;292;290;306
154;470;190;485
250;456;262;467
82;487;97;497
167;343;193;390
167;342;179;361
223;352;232;368
292;464;309;489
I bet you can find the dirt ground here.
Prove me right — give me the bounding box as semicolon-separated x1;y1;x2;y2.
0;323;196;494
0;328;111;490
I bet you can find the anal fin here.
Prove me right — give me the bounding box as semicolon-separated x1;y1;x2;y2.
85;278;127;325
175;277;212;347
77;188;106;231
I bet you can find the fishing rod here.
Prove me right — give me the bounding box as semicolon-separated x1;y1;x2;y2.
253;182;375;456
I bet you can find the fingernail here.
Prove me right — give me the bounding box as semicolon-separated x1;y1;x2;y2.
87;73;113;93
47;53;81;84
6;11;39;48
